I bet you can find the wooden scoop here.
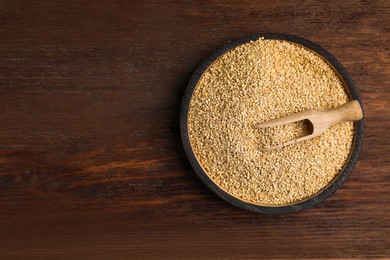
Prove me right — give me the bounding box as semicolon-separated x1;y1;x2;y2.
253;100;363;150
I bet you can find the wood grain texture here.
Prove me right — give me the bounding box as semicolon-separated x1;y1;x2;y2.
0;0;389;258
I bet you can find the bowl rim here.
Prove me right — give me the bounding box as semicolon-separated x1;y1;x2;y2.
180;32;364;214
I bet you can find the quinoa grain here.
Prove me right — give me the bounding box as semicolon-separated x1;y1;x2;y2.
188;38;354;205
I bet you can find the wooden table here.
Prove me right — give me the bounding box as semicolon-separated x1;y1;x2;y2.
0;1;389;258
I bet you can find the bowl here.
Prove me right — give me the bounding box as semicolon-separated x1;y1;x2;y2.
180;33;364;214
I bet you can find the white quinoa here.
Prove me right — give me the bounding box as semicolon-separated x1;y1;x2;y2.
188;38;355;205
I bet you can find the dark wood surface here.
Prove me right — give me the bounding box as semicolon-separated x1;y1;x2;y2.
0;1;389;258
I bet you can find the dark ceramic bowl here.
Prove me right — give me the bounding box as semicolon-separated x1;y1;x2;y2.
180;33;364;214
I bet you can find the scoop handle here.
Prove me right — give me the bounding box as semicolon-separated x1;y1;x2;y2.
327;100;363;125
